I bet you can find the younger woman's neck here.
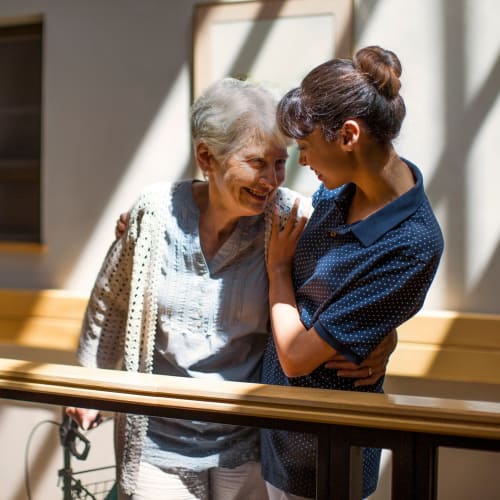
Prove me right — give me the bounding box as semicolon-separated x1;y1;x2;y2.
347;146;413;223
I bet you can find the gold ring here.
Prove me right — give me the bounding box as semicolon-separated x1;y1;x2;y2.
368;367;373;377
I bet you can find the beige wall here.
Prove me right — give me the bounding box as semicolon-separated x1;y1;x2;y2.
0;1;499;499
0;0;198;292
0;0;498;316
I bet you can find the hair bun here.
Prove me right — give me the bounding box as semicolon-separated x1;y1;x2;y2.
354;45;402;99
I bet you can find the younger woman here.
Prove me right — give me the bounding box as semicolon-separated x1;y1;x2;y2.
262;46;444;499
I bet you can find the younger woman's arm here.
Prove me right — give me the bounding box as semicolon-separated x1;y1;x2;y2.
267;200;398;379
267;200;338;377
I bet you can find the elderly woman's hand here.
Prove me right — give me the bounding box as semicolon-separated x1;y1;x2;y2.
324;329;398;387
65;406;102;430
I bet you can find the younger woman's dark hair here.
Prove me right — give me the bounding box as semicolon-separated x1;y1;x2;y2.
277;45;406;144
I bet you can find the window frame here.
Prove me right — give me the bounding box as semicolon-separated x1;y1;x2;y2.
0;18;44;251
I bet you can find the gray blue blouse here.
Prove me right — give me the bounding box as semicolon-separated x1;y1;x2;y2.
143;180;270;470
77;178;308;494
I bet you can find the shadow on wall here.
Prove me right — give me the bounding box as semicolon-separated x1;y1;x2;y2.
45;2;198;288
425;1;500;313
51;1;292;289
0;402;62;500
2;0;499;498
356;1;500;315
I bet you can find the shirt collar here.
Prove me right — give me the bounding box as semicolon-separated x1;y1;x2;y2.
338;159;426;247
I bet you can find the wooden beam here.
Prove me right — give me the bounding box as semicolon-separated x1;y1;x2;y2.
0;358;499;440
1;289;499;385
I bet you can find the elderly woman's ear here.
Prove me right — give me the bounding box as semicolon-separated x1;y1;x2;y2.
196;142;216;178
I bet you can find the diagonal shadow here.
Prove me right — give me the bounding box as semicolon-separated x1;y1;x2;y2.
0;399;60;500
465;238;500;311
413;2;500;401
425;1;500;310
184;1;287;180
225;1;286;79
421;54;500;200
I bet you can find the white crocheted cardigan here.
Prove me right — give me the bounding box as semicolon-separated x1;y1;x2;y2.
77;182;305;495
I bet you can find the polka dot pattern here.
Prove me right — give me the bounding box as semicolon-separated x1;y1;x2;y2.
261;161;444;498
78;182;169;495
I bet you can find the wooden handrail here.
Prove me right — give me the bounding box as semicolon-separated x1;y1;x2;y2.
2;288;499;498
1;357;499;500
0;358;499;440
2;288;500;385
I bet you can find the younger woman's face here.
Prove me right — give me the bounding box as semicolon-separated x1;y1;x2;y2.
210;137;288;218
296;128;350;190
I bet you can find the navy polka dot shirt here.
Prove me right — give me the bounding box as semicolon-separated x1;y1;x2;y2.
261;160;444;498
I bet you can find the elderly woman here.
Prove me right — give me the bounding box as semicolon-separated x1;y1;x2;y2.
67;77;394;500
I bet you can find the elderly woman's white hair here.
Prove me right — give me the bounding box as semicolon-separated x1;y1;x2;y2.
191;78;290;166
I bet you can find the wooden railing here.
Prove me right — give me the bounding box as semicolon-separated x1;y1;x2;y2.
1;289;500;498
0;358;499;500
1;288;499;385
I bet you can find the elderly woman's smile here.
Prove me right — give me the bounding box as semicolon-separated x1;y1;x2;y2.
244;187;271;201
210;141;288;217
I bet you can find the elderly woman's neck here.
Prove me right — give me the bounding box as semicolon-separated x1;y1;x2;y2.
192;181;240;261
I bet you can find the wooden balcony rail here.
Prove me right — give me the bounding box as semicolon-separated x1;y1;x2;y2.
0;358;499;500
1;289;499;498
1;288;499;385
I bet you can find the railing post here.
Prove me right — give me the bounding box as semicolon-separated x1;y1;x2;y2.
316;424;332;500
328;424;351;500
414;433;438;500
324;425;363;500
390;431;416;500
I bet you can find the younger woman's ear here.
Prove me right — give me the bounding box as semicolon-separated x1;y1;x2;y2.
340;120;360;151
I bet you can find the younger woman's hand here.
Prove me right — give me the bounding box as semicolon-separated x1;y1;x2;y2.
267;198;308;276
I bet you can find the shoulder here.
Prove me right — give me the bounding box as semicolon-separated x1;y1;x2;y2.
274;186;304;205
134;181;175;208
407;200;444;258
127;181;179;240
263;187;311;256
271;186;311;218
374;205;443;274
312;183;349;207
130;180;188;218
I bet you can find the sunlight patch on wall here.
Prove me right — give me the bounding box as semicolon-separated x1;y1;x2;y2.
211;14;334;96
466;107;500;291
464;0;500;105
425;200;447;309
463;0;500;292
357;0;446;172
63;66;191;291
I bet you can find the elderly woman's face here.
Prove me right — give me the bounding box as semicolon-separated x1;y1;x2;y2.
211;137;288;217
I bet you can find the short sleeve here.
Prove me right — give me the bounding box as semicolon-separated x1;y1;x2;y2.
314;244;441;363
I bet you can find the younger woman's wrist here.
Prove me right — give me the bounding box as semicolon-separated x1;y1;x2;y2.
267;264;292;280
